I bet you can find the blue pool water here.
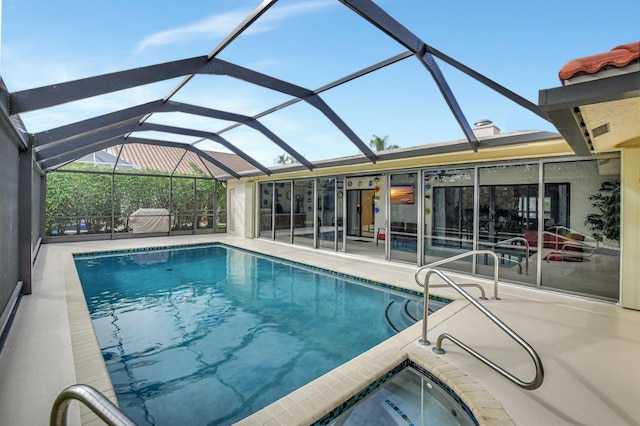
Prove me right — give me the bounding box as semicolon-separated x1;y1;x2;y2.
75;244;436;425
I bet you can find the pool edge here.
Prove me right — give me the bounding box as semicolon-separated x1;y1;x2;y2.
65;240;512;426
63;252;119;425
237;306;514;426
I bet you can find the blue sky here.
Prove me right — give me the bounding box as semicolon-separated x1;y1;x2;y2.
1;0;638;167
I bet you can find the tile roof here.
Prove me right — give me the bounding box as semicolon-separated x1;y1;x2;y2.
107;144;256;178
558;41;640;83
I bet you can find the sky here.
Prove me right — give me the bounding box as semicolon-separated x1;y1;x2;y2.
1;0;638;168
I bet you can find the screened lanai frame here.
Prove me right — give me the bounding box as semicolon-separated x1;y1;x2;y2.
45;149;227;241
5;0;556;184
44;140;226;241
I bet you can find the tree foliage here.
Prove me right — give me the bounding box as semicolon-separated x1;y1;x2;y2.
369;135;399;151
584;180;620;242
274;152;296;165
46;164;226;235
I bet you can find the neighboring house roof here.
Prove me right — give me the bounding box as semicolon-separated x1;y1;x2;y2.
106;144;256;177
558;41;640;83
76;150;138;170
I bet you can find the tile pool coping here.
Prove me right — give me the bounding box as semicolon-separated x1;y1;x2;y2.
311;359;479;425
66;241;512;425
63;252;119;425
72;241;451;304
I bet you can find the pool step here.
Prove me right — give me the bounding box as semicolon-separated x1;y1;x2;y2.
384;300;423;333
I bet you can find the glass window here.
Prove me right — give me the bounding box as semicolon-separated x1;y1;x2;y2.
258;182;273;239
318;178;337;250
293;179;315;247
477;164;539;286
541;160;620;301
424;168;475;273
389;172;418;263
336;177;345;252
274;182;292;243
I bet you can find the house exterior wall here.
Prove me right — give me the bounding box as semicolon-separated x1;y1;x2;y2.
621;148;640;309
225;180;253;238
243;182;255;238
230;134;639;309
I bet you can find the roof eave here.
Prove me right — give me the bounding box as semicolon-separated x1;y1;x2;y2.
539;71;640;155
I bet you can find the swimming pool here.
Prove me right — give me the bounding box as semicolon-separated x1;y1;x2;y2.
75;244;445;425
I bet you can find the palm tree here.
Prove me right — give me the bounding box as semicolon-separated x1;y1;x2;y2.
369;135;399;151
274;152;295;165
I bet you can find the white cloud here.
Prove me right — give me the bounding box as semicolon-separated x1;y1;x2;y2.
135;0;336;53
135;9;249;53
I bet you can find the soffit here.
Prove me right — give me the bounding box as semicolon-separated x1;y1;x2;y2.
539;42;640;156
581;96;640;150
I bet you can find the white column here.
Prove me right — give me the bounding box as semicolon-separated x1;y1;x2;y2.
620;148;640;310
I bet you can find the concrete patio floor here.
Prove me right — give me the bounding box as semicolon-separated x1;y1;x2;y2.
1;234;638;425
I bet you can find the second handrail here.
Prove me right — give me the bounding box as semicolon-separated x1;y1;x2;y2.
419;267;544;390
50;384;136;426
416;250;501;299
489;237;529;275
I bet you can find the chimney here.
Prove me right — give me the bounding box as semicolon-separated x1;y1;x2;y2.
472;119;500;138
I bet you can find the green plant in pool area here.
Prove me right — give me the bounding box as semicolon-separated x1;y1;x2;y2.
584;180;620;242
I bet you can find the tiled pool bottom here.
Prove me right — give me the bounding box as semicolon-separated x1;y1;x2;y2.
63;240;511;425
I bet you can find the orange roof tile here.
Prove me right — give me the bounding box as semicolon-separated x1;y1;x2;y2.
558;41;640;84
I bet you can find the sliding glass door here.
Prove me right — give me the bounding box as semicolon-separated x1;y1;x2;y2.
477;164;539;285
318;178;337;250
541;160;619;301
424;168;475;274
273;182;292;243
389;172;418;263
292;180;315;247
258;182;273;239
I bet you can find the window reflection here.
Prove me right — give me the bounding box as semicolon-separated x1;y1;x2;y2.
541;160;620;300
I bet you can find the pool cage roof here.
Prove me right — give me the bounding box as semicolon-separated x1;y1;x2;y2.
2;0;555;181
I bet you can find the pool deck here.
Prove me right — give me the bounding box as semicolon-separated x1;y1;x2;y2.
1;234;639;425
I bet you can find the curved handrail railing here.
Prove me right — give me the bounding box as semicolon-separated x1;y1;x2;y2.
51;384;136;426
489;237;529;275
415;250;500;300
547;225;599;246
544;240;595;263
418;267;544;390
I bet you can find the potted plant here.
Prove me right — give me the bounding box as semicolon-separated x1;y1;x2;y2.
584;181;620;244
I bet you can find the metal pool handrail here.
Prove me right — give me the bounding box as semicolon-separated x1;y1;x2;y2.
51;384;136;426
418;267;544;390
415;249;501;300
547;225;599;246
489;237;529;275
